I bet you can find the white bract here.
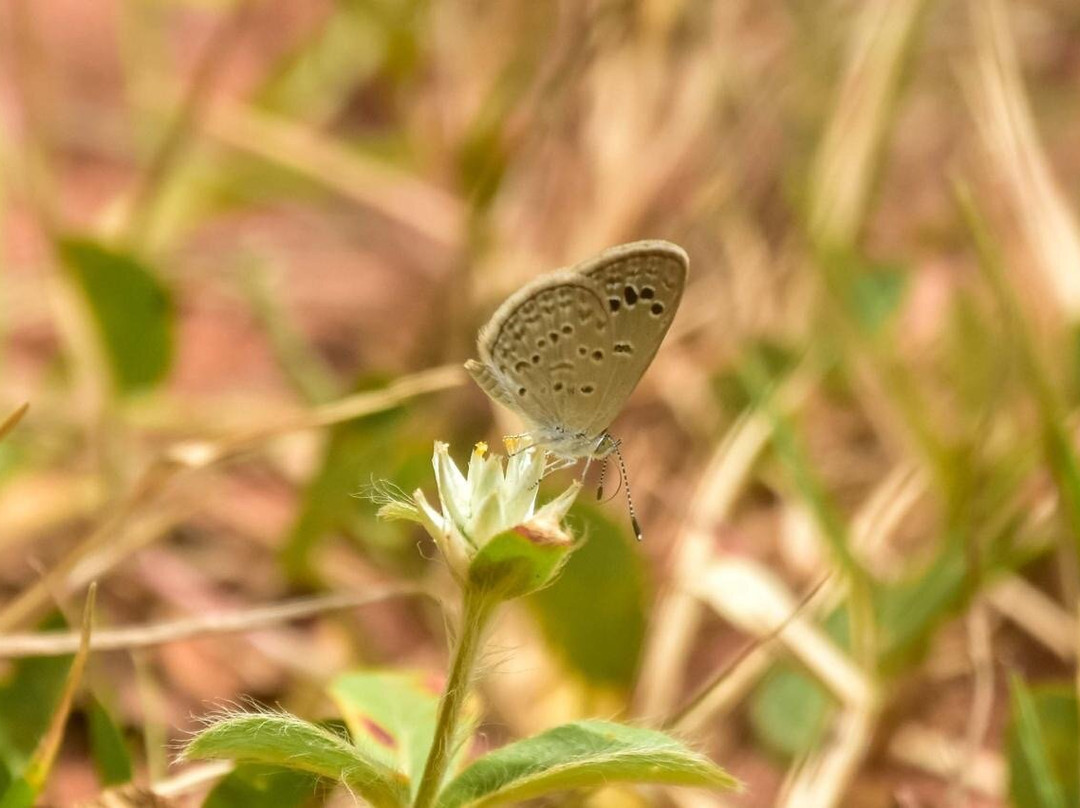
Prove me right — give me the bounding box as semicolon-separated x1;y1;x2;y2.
377;441;581;581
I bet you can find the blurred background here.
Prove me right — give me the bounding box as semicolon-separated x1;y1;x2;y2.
1;0;1080;805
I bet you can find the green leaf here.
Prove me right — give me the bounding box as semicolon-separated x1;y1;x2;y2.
847;261;907;334
0;612;85;793
329;670;471;798
1007;678;1077;808
0;586;97;804
57;236;174;393
528;503;647;689
749;666;835;759
0;617;72;774
0;777;34;808
436;720;739;807
203;763;326;808
184;711;409;808
86;698;133;787
816;249;909;336
750;519;1031;760
467;523;575;601
875;536;969;673
876;499;1031;674
711;339;798;415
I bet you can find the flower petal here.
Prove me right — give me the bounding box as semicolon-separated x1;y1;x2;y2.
503;447;543;523
468;442;504;520
433;442;472;541
471;489;506;545
414;489;470;579
533;480;583;525
376;499;421;522
411;488;447;539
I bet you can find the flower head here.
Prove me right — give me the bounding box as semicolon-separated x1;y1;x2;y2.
375;441;581;597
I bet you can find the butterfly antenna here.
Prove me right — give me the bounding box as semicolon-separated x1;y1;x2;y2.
610;438;643;541
595;458;608;501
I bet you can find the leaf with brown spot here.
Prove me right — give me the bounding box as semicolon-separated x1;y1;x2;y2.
329;670;478;801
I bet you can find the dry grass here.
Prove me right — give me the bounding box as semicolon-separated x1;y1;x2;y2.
1;1;1079;806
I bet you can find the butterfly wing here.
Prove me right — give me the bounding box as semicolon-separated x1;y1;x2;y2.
467;271;614;437
572;240;688;437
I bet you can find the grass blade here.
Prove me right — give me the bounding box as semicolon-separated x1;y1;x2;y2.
0;585;97;807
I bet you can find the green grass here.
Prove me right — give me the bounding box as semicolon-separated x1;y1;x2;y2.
1;1;1079;805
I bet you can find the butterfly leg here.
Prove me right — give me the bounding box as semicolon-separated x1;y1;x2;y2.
527;455;579;490
581;452;595;482
543;455;579;476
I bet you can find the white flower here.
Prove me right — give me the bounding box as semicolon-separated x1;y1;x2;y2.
375;441;581;586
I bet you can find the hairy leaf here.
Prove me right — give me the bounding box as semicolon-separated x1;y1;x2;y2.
436;720;738;807
185;711;408;808
329;670;476;798
203;764;326;808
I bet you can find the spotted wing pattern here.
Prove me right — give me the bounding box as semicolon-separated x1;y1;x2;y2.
466;240;688;450
467;273;613;436
574;241;688;437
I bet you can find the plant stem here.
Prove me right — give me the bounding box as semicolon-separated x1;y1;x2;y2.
413;588;495;808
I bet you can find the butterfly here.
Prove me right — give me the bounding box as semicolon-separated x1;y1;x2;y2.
464;240;688;536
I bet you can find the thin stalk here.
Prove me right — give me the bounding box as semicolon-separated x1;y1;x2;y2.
23;584;97;791
954;177;1080;779
737;351;878;670
414;589;496;808
240;257;339;405
664;573;832;732
125;0;256;247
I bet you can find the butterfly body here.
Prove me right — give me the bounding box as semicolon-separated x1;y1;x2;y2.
465;240;688;460
531;425;614;461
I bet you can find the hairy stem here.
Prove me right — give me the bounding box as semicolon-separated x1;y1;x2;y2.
413;589;495;808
